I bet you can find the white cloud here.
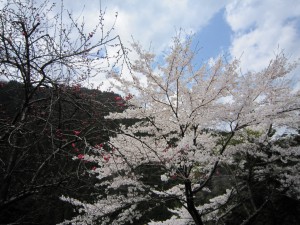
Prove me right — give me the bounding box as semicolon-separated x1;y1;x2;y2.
62;0;300;89
4;0;298;89
59;0;231;89
225;0;300;73
62;0;229;52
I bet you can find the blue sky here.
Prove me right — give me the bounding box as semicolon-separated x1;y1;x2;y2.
60;0;300;89
4;0;298;88
192;9;232;62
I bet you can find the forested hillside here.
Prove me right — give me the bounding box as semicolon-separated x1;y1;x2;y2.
0;81;125;224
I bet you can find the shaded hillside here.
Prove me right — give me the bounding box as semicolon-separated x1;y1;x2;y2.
0;81;124;224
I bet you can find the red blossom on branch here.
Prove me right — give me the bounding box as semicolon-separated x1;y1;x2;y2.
72;84;81;92
73;130;81;136
55;129;63;139
125;93;133;101
103;155;110;162
77;154;84;159
95;143;104;149
114;96;122;101
171;175;177;180
117;102;125;107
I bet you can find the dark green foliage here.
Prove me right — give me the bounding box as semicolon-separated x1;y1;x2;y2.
214;132;300;225
0;81;123;224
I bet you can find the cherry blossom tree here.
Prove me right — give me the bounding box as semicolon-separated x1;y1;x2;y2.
0;0;128;223
62;36;300;224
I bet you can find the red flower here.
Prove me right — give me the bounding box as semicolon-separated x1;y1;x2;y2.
73;130;81;136
95;143;104;149
77;154;84;159
125;94;133;101
92;166;97;171
72;84;81;92
114;96;122;101
72;143;76;148
55;129;63;139
103;155;110;162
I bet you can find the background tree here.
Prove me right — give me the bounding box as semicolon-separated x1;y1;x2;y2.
62;35;300;224
217;128;300;225
0;0;128;223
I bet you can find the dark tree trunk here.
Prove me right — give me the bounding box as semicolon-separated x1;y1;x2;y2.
185;180;203;225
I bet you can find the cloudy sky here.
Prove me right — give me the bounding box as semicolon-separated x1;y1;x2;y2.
2;0;298;87
60;0;300;87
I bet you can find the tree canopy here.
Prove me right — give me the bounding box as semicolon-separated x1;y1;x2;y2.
0;0;128;223
61;36;300;224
